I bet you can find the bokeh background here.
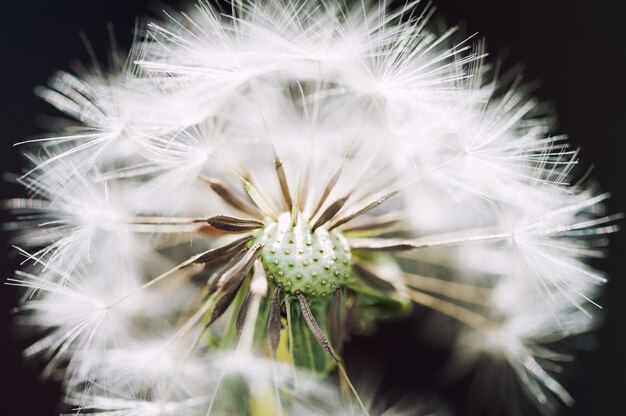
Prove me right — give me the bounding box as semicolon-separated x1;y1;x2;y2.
1;1;624;414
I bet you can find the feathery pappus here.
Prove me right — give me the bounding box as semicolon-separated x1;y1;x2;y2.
5;1;619;415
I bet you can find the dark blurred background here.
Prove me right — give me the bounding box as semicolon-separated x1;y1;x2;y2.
1;1;624;415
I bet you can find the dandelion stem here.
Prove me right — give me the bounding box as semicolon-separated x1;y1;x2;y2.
206;367;226;416
127;216;207;225
349;232;511;251
402;272;489;305
106;256;201;309
309;98;376;219
408;289;493;330
331;155;460;229
161;306;218;406
106;240;254;309
165;294;218;351
247;79;295;212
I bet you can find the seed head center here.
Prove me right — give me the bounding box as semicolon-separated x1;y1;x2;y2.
255;212;352;297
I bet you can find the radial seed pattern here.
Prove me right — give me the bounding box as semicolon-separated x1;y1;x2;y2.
6;1;619;415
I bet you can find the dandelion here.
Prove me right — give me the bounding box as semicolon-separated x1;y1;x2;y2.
6;1;618;415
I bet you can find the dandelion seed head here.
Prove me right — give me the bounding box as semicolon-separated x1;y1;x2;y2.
255;212;352;297
6;1;618;415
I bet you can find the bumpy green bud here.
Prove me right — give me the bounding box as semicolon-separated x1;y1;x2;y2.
254;212;352;297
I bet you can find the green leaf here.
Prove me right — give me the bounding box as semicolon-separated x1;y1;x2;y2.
286;295;336;375
348;274;412;315
348;272;412;334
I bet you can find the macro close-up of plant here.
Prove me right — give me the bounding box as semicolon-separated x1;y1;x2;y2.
2;1;623;415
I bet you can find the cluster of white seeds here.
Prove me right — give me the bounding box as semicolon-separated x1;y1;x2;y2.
6;1;618;415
